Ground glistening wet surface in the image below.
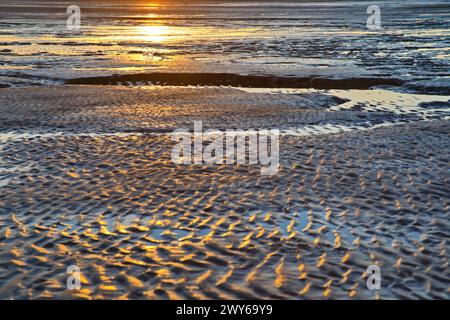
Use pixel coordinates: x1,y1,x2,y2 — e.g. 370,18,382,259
0,86,448,299
0,1,449,88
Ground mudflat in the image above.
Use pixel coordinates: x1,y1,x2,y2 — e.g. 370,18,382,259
0,85,448,299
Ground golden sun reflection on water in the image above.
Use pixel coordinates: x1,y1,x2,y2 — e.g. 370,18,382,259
134,24,260,43
138,25,174,42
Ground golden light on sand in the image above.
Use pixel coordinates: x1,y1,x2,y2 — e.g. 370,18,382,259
1,0,449,302
138,25,172,42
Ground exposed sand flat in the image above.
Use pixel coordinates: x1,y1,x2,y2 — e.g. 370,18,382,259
0,86,449,299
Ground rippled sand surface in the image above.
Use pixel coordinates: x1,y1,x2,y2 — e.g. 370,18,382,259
0,86,449,299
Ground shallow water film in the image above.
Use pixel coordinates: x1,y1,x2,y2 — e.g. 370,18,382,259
0,1,449,300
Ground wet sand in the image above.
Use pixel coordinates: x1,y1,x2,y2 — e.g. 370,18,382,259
0,85,449,299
